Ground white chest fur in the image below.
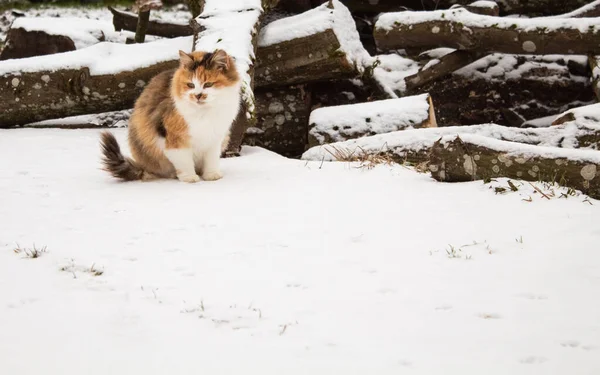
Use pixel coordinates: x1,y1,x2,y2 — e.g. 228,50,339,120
174,83,241,153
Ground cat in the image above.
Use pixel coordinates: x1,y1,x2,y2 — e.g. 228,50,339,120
100,49,241,183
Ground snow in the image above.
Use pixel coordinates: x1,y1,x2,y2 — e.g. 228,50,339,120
556,103,600,124
309,95,432,145
376,8,600,33
11,17,115,49
25,110,131,128
371,54,419,96
303,123,600,161
258,0,371,70
547,0,600,18
455,54,589,84
521,115,557,128
468,0,499,9
0,36,192,76
1,128,600,374
0,5,191,43
201,0,263,16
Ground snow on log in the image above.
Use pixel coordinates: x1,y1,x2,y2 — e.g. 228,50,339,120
256,0,370,87
301,122,600,164
0,36,191,127
552,103,600,130
422,53,593,126
547,0,600,18
23,109,131,128
194,0,265,155
428,135,600,199
403,50,484,92
0,17,116,60
374,8,600,55
308,94,436,147
109,6,193,38
244,84,311,157
454,1,500,17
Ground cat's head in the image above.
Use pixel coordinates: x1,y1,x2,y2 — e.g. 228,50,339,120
173,49,240,106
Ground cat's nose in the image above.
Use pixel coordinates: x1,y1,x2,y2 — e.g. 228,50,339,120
195,93,203,100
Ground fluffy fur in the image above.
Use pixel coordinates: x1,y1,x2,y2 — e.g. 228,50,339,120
100,49,241,183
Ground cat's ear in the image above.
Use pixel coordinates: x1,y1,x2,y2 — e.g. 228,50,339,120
178,50,194,69
211,49,231,71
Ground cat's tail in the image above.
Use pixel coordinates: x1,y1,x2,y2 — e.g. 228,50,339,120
100,131,145,181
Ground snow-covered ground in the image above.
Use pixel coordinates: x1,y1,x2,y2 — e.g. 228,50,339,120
1,128,599,374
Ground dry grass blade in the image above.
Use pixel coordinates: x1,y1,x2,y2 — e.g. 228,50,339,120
528,182,551,200
324,144,395,170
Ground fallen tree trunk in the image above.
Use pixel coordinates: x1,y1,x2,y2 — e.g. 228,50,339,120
589,56,600,102
428,135,600,199
194,0,266,155
294,0,588,16
547,0,600,18
552,103,600,128
256,0,369,87
24,109,131,128
308,94,436,147
0,17,113,60
418,53,593,126
0,37,190,127
108,6,193,38
374,8,600,55
243,84,312,157
301,122,600,164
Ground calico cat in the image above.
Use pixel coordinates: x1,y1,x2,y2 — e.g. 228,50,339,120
100,49,241,183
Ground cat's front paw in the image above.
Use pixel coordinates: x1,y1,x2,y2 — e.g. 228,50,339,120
202,170,223,181
178,173,201,183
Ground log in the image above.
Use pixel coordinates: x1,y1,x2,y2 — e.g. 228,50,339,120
24,109,132,128
0,17,114,60
243,84,312,157
548,0,600,18
308,94,436,147
282,0,589,16
194,0,266,155
404,50,484,92
0,2,360,127
256,0,369,87
0,37,190,127
134,10,151,43
462,1,500,17
374,8,600,55
428,135,600,199
589,56,600,102
109,6,193,38
552,103,600,128
418,53,594,126
301,122,600,165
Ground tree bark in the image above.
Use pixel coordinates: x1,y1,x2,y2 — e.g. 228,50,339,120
256,1,364,87
428,135,600,199
302,123,600,164
0,59,178,127
0,29,77,60
374,8,600,55
243,84,312,157
308,94,436,147
589,56,600,102
109,6,193,38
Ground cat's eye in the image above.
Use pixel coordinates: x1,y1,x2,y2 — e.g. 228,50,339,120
187,82,195,89
204,82,214,88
